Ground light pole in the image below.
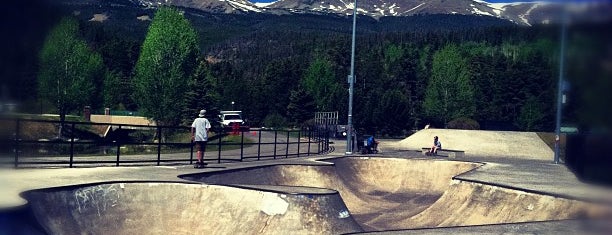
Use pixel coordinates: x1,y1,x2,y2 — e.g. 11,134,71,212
346,0,357,155
231,101,235,110
554,6,568,164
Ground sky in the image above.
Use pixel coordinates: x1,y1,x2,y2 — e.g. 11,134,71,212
253,0,610,4
487,0,608,1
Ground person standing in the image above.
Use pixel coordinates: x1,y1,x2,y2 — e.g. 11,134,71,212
192,109,211,168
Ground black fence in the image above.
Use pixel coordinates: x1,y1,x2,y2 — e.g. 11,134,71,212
1,118,331,168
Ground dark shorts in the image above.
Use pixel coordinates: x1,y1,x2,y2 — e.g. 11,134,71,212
195,141,207,152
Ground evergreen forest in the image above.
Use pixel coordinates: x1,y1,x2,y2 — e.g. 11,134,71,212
3,2,610,136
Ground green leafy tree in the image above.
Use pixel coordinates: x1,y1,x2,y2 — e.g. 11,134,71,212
263,113,287,129
382,44,404,75
38,17,104,137
133,7,199,126
423,44,475,126
302,56,340,111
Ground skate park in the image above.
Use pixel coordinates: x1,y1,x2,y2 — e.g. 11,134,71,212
1,128,612,234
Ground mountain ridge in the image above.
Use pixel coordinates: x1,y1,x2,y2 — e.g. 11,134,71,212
118,0,612,25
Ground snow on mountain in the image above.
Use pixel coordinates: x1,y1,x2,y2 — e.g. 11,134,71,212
130,0,612,25
133,0,262,13
254,1,278,7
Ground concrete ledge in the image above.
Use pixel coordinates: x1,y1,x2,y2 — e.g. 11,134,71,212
421,148,465,158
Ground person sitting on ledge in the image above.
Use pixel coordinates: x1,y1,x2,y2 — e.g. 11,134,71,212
429,136,442,156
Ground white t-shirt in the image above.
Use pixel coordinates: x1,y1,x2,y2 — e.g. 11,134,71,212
191,118,211,141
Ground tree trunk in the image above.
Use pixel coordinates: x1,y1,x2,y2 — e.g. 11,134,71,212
57,111,65,139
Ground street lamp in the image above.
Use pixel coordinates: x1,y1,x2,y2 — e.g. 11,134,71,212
231,101,235,110
346,0,357,155
554,6,568,164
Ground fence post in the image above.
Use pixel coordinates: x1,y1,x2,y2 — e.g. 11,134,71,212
307,128,311,156
318,127,321,154
240,130,244,162
325,126,330,152
297,129,301,157
273,130,277,159
322,126,326,153
257,129,262,160
116,125,121,166
156,126,161,166
285,130,290,158
217,133,222,164
323,126,326,152
69,123,75,168
14,119,20,168
190,136,194,164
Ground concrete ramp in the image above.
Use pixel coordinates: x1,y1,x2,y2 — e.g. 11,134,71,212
387,180,588,229
22,183,362,235
398,129,553,160
182,157,591,231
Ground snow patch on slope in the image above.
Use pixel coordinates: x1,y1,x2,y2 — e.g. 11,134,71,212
518,3,542,26
472,7,493,16
227,0,262,12
254,1,277,7
405,2,425,14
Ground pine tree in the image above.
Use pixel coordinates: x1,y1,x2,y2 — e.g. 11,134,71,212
183,59,220,126
516,96,545,131
286,86,316,126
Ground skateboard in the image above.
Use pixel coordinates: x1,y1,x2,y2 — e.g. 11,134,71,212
194,162,208,168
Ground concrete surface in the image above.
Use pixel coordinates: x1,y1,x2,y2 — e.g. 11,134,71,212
0,159,327,209
23,182,361,235
182,158,481,231
183,157,599,231
397,129,553,160
1,137,612,234
357,220,612,235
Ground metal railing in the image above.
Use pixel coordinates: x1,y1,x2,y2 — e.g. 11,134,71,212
1,118,331,168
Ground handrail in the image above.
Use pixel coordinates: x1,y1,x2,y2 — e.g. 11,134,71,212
4,118,331,168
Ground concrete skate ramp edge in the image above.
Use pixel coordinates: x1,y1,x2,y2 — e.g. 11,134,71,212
398,129,553,160
181,157,592,231
21,182,363,235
